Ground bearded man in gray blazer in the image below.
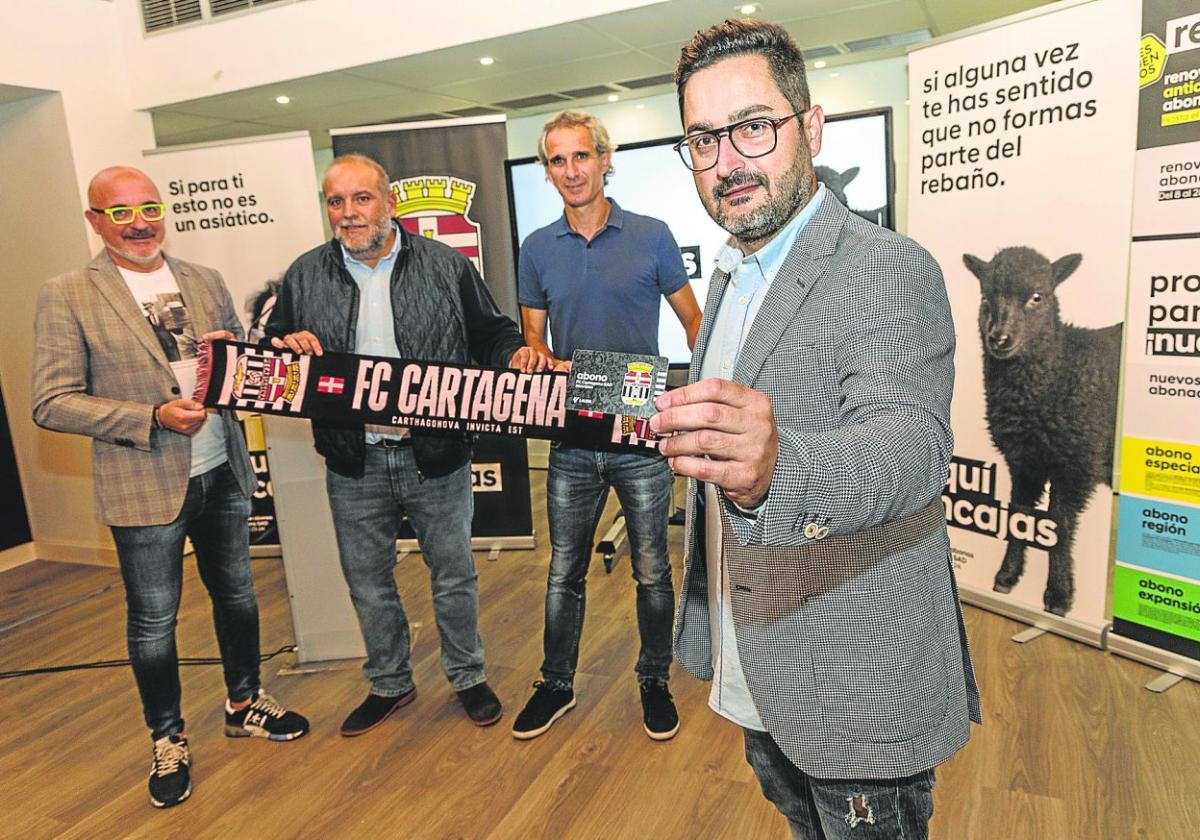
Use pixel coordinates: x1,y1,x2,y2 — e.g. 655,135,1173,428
32,166,308,810
651,21,980,839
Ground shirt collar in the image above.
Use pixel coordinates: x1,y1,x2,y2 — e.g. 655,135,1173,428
342,221,403,270
553,198,624,238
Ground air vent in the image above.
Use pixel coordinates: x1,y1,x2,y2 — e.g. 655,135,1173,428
495,93,572,110
559,84,619,99
844,29,931,53
210,0,285,15
141,0,203,32
801,46,841,59
618,73,675,90
446,106,505,118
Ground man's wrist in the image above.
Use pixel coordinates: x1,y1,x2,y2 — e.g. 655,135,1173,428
151,403,163,431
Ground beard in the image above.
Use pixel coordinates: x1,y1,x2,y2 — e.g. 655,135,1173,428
704,151,814,249
113,229,163,267
335,211,393,259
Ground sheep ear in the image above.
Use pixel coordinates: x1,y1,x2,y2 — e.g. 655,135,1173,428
1051,253,1082,285
962,254,988,280
841,166,859,185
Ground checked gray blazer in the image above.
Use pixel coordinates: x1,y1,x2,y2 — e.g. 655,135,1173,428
32,251,255,527
673,194,981,779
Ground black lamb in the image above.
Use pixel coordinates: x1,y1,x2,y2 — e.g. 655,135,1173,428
962,247,1123,616
815,164,858,206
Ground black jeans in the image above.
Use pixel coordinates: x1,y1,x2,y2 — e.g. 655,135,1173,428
111,462,259,740
743,728,935,839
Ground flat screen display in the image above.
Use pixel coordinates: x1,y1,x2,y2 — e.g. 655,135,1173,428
505,107,894,366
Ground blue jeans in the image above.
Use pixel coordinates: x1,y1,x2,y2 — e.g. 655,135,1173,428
326,445,485,696
541,445,674,688
743,728,935,840
111,461,259,742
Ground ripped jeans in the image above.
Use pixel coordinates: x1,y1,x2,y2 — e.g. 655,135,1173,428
743,728,935,840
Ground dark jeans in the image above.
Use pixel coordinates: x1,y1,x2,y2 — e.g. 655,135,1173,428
743,728,935,840
111,461,259,742
541,445,674,689
325,445,484,696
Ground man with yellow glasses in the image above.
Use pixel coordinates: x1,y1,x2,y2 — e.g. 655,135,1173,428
32,166,309,810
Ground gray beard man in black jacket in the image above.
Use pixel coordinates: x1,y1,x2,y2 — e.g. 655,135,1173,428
265,154,551,736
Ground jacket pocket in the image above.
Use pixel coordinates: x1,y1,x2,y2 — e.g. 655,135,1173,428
808,561,950,743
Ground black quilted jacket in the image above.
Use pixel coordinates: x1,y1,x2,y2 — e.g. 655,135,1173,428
264,225,524,478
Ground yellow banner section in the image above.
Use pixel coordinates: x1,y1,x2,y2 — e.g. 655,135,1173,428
243,413,266,452
1162,109,1200,127
1122,436,1200,505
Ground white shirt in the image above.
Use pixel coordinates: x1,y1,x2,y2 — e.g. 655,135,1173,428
118,264,227,476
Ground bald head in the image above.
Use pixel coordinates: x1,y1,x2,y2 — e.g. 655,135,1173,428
88,166,160,209
85,166,166,271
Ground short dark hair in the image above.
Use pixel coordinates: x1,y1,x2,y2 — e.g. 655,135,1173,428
675,19,810,119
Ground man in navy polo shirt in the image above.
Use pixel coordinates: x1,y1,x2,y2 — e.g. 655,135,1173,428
513,110,702,742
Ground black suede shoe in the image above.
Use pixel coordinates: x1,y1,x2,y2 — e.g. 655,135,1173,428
512,681,576,740
639,680,679,741
340,688,416,737
456,681,503,726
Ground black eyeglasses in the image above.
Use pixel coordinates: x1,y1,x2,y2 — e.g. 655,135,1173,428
674,111,805,172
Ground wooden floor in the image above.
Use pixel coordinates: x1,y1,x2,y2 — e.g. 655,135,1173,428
1,474,1198,840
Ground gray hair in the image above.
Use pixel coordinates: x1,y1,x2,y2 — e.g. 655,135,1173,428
326,153,392,197
536,110,618,184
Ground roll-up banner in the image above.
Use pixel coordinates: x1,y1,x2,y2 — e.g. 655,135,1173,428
1112,0,1200,682
907,0,1139,644
331,116,535,553
142,132,327,556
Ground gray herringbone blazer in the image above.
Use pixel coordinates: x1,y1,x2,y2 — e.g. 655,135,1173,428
673,194,981,779
32,251,254,527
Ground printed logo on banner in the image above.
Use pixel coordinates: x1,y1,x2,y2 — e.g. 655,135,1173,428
232,352,305,412
392,177,484,273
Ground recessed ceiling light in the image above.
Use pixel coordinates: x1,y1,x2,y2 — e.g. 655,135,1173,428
635,103,645,109
830,72,840,78
740,3,758,14
813,60,826,69
479,56,495,66
274,95,290,105
607,94,620,102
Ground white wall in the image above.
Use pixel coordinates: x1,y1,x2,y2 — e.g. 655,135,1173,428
114,0,664,108
0,0,156,562
506,56,913,231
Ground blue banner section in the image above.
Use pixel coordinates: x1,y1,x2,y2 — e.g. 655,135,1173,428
1117,493,1200,581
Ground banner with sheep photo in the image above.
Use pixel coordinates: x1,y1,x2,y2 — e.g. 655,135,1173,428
1111,0,1200,680
906,0,1139,640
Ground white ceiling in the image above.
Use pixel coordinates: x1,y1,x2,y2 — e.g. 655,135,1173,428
150,0,1054,148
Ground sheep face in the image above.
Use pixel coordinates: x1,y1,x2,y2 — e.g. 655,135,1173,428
962,247,1082,360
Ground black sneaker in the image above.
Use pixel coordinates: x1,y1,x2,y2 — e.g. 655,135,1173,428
148,733,192,809
640,680,679,741
340,688,417,737
511,681,576,740
456,681,503,726
224,689,310,741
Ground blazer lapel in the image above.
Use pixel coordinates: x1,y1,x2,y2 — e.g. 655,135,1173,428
87,252,174,375
167,255,215,336
732,195,845,386
688,265,732,386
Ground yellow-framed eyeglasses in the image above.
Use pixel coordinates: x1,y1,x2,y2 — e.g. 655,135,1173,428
89,203,166,224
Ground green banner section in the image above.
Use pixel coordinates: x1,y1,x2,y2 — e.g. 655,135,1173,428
1113,565,1200,643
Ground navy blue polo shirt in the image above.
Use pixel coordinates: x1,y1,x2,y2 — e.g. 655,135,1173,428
517,199,689,360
